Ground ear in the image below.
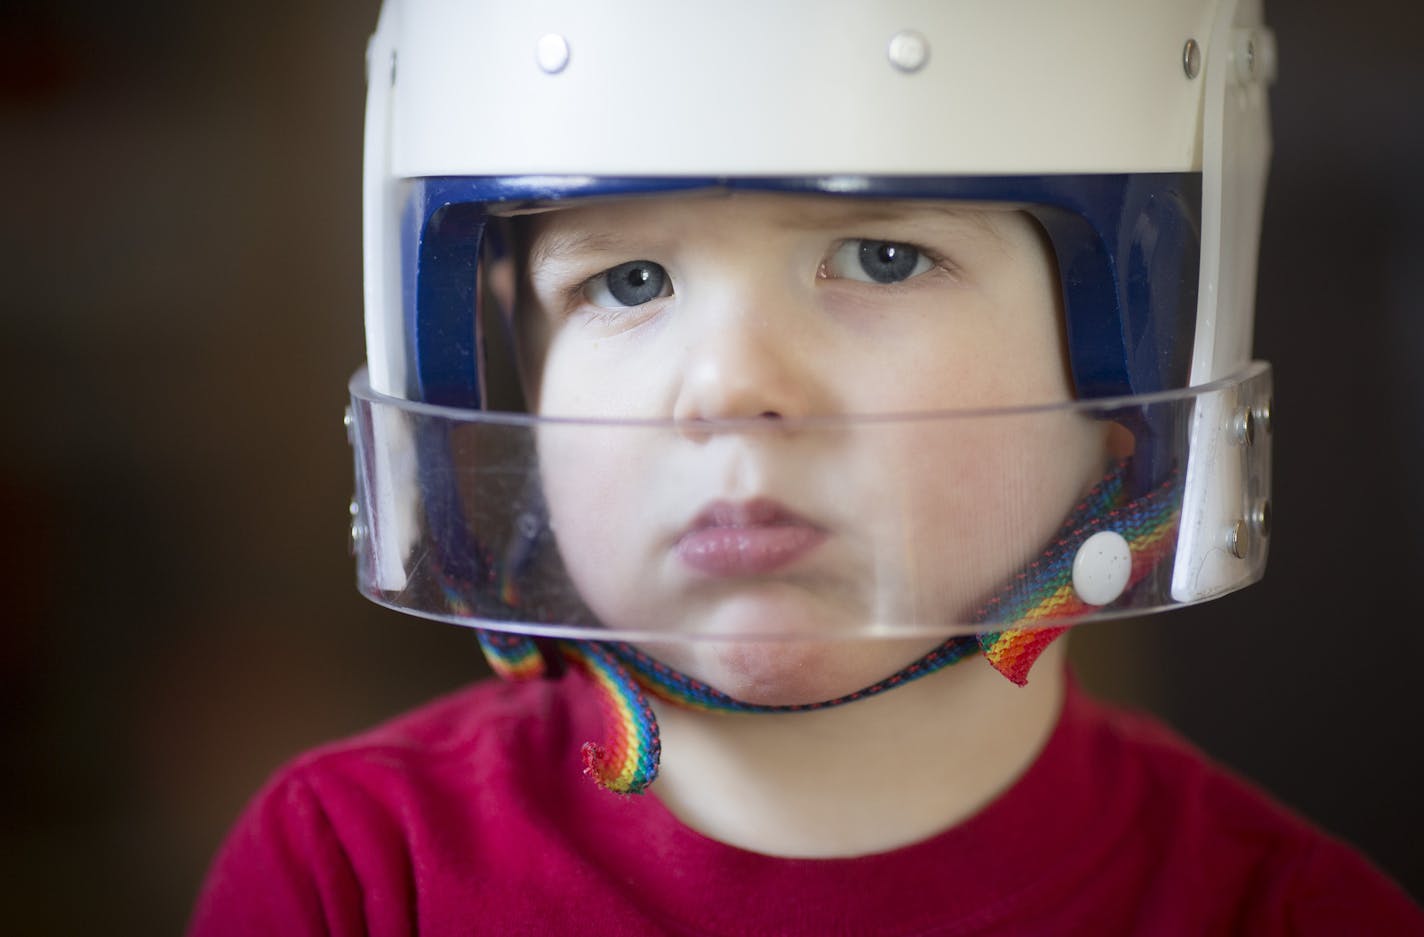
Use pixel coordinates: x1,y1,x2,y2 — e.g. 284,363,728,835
1107,421,1136,460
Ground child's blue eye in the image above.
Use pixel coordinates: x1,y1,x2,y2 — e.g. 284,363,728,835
584,260,673,307
824,240,934,284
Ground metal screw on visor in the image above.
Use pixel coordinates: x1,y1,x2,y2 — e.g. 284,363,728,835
1228,519,1250,560
1183,38,1202,79
887,30,929,73
1232,408,1256,446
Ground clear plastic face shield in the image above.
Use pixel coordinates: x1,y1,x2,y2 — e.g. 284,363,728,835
350,362,1272,644
354,0,1275,716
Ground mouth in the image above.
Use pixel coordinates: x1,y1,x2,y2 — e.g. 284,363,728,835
675,498,827,577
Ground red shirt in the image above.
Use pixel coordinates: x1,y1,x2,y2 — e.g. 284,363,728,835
188,670,1422,936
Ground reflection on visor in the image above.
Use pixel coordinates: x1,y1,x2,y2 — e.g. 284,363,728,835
347,363,1271,643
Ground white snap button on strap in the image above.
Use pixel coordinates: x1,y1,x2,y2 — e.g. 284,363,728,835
1071,530,1132,606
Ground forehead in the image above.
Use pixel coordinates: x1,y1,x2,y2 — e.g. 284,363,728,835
520,191,1015,263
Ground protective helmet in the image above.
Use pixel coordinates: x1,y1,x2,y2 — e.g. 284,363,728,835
347,0,1275,788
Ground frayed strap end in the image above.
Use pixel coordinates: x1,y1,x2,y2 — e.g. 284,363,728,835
581,741,655,795
564,642,662,795
979,625,1068,686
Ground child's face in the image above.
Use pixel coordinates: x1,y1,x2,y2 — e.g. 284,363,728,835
517,192,1108,705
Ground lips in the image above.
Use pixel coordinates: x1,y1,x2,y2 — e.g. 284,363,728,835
675,499,827,577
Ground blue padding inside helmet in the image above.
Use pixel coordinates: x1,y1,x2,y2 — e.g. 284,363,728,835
400,174,1201,409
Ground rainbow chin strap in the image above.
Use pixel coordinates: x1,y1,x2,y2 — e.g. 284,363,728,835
478,462,1181,795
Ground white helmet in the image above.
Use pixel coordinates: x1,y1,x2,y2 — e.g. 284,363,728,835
347,0,1275,722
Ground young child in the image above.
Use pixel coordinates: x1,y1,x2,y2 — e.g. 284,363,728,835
189,1,1423,933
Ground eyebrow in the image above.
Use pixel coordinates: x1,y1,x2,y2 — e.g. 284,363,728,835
776,200,1006,236
524,198,1010,269
527,229,639,270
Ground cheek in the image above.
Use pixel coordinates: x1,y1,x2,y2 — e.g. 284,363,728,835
838,307,1058,417
533,338,587,416
534,319,678,419
870,411,1109,619
533,333,687,626
535,341,632,418
537,425,653,626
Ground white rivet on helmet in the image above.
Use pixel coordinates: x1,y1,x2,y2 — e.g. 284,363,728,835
536,34,571,75
1071,531,1133,606
886,30,929,73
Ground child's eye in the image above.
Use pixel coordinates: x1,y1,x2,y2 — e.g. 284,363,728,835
822,240,934,284
583,260,673,307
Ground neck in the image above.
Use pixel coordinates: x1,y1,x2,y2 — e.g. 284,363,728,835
647,643,1067,858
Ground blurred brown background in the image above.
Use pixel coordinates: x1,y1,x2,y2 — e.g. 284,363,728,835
3,1,1421,933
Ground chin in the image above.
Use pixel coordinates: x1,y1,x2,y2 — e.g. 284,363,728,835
665,635,943,709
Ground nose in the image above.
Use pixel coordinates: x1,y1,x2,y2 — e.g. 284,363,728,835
671,307,820,427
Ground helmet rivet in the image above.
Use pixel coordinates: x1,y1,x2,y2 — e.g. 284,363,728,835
1228,519,1250,559
887,30,930,73
1182,38,1201,79
536,33,571,74
1232,407,1255,446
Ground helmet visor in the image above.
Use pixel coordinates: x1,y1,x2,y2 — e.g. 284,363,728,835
348,362,1271,642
